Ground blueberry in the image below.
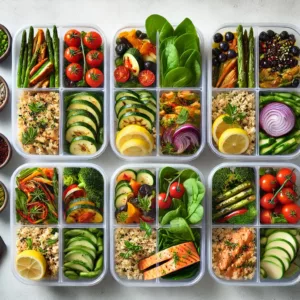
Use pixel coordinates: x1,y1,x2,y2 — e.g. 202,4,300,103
259,31,269,42
227,49,237,59
218,53,227,63
225,32,234,42
292,78,299,87
212,48,221,57
219,41,229,52
267,30,275,38
213,33,223,43
280,31,289,40
290,45,300,56
212,57,220,66
115,43,128,56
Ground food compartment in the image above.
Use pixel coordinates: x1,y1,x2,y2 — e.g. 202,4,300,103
110,164,205,287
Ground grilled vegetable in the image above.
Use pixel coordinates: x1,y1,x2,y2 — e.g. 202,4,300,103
243,30,249,87
237,25,246,87
53,26,59,87
248,27,255,88
46,29,55,87
29,60,54,86
21,45,28,87
17,30,26,88
27,26,34,64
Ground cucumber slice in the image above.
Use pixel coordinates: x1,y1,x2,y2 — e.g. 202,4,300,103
67,110,98,132
116,90,139,101
115,97,143,115
136,169,155,185
115,180,131,191
65,122,97,143
268,231,298,252
118,112,153,131
64,260,91,272
117,104,156,123
71,94,102,113
65,229,97,244
69,136,97,155
64,246,96,259
259,138,276,149
143,100,156,113
265,240,295,260
64,249,94,270
260,267,267,278
115,193,129,209
117,170,137,182
67,237,97,251
261,259,284,279
263,254,289,272
137,91,154,98
116,185,133,197
123,48,143,76
140,97,157,107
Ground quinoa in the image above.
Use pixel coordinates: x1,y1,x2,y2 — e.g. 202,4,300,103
212,91,255,155
16,227,59,278
212,227,256,280
114,228,156,280
18,91,59,155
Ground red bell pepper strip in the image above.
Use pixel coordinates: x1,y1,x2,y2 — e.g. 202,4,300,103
217,208,248,223
27,201,48,224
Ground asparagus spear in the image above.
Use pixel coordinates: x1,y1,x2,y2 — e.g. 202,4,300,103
21,45,28,86
46,29,55,87
215,181,252,203
27,26,34,66
23,45,40,88
53,26,59,88
17,30,26,88
243,30,249,87
248,27,255,88
215,188,254,210
237,25,246,87
212,195,256,220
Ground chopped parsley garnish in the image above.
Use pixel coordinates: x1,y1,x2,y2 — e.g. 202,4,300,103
26,238,33,250
28,101,46,113
22,127,38,145
173,251,180,266
46,238,58,246
120,241,142,259
224,240,238,249
223,103,246,125
140,220,152,238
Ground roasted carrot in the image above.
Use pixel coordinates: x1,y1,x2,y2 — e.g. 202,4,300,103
220,67,238,88
29,58,48,77
33,30,45,55
42,78,50,88
38,42,47,62
216,58,237,87
33,177,53,186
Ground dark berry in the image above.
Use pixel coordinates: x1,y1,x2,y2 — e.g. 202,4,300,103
261,59,271,68
259,32,269,42
212,57,220,66
267,30,275,38
289,34,296,43
292,78,299,87
225,32,234,42
290,46,300,56
280,31,289,40
212,48,221,57
218,53,227,63
227,49,237,59
139,184,154,197
291,59,298,67
219,41,229,52
213,33,223,43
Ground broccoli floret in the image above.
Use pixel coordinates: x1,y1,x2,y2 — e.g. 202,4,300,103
234,167,255,183
212,168,234,196
78,168,103,208
63,168,80,186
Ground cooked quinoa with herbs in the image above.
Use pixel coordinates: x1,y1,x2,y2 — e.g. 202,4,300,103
212,91,255,155
115,228,156,280
212,227,256,280
16,227,59,278
18,91,59,155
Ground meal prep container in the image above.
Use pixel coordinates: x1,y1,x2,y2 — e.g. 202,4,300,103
207,23,300,160
110,163,205,287
10,163,108,286
207,162,300,286
110,26,206,162
12,24,108,160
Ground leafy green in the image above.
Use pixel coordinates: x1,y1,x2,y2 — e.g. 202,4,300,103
22,127,38,145
164,67,193,87
159,166,177,191
228,202,257,224
165,44,179,73
176,108,189,125
145,14,169,43
174,18,198,36
223,103,246,125
140,220,152,237
26,238,33,250
168,217,195,241
15,188,28,220
174,33,200,57
161,206,182,225
160,36,176,55
160,21,174,42
120,241,142,259
28,101,46,113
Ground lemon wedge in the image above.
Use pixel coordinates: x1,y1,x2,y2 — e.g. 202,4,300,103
16,250,47,281
218,128,249,155
119,138,151,156
212,114,239,144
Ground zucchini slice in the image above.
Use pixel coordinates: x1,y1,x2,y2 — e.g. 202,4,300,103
116,90,139,101
67,237,97,250
65,229,98,244
69,136,98,155
118,112,153,131
123,48,143,76
66,204,103,223
136,169,155,185
71,94,102,112
64,249,94,270
116,185,133,197
67,110,98,131
64,261,91,272
115,193,129,209
68,197,95,209
116,169,137,182
115,96,143,115
66,122,97,143
117,104,156,122
115,180,131,191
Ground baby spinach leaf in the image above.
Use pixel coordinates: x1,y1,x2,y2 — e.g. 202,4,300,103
145,14,168,43
193,60,201,86
187,204,203,224
160,21,174,43
168,217,195,241
174,18,198,37
161,206,181,225
164,67,193,87
160,36,176,55
159,166,177,191
178,169,199,183
175,33,200,57
165,44,179,73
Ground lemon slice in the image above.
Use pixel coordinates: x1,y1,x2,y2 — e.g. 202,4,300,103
212,114,239,144
218,128,249,155
119,138,151,156
116,125,154,152
16,250,47,280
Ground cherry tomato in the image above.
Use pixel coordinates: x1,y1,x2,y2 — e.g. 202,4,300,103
64,46,82,63
260,209,273,224
138,70,155,87
64,29,81,47
66,63,83,81
85,68,104,87
276,168,296,188
169,182,185,199
282,203,300,224
158,193,172,210
260,193,278,210
273,203,283,215
260,174,278,192
84,31,102,49
86,50,104,67
114,66,130,83
277,187,297,205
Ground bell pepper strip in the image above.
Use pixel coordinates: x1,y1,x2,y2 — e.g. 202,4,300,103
33,177,53,186
17,209,29,221
27,201,48,224
126,202,141,223
217,208,248,223
19,170,42,184
35,181,55,202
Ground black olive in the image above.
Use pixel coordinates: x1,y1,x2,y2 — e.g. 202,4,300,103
259,31,269,42
139,184,154,197
225,32,234,42
139,33,147,39
115,43,128,56
280,31,289,40
213,33,223,43
289,34,296,43
291,58,298,67
212,48,221,57
218,53,227,63
227,49,237,59
292,78,299,87
260,59,271,68
136,30,142,38
267,30,275,38
290,45,300,56
219,41,229,52
144,61,156,73
119,37,133,48
212,57,220,66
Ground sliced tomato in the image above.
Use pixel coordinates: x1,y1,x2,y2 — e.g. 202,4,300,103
138,70,155,87
140,215,155,223
63,184,85,202
114,66,130,83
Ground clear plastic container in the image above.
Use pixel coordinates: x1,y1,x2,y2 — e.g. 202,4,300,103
110,164,205,287
207,23,300,160
110,25,206,162
10,163,108,286
207,162,300,286
11,24,108,160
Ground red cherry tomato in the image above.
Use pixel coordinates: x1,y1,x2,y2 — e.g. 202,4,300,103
260,193,278,210
85,68,104,87
277,187,297,205
138,70,155,87
260,174,278,192
83,31,102,49
276,168,296,188
282,203,300,224
114,66,130,83
158,193,172,210
273,203,283,215
169,182,185,199
64,29,81,47
66,63,83,81
86,50,104,68
64,46,82,63
260,209,273,224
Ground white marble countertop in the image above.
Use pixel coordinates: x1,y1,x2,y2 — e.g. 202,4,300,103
1,0,300,299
